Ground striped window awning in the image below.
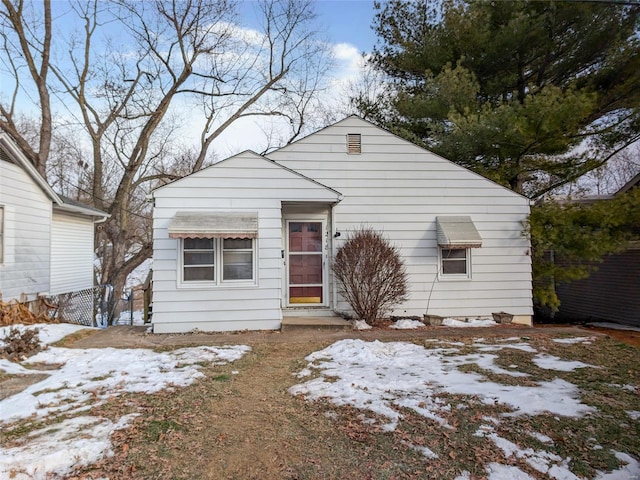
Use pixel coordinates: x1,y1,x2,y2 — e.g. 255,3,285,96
436,216,482,248
168,212,258,239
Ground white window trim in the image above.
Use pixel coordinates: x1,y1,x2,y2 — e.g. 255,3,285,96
438,247,472,280
178,237,257,288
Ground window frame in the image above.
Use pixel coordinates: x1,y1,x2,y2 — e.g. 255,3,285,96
180,237,256,287
221,238,254,283
182,238,216,283
438,247,472,280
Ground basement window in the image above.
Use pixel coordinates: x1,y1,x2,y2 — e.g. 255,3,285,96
347,133,361,154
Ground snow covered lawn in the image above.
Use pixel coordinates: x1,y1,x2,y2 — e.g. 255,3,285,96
291,336,640,480
1,324,639,480
0,324,250,479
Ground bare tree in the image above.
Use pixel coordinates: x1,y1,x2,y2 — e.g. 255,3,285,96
0,0,332,319
0,0,52,175
567,145,640,196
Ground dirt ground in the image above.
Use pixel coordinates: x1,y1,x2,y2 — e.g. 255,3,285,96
4,322,639,479
68,322,597,348
64,323,639,480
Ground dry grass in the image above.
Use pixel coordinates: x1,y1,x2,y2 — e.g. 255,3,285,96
54,335,640,480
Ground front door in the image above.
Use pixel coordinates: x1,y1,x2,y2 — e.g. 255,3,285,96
287,221,324,305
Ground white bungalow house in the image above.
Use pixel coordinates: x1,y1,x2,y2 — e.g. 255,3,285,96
151,116,533,333
0,132,108,307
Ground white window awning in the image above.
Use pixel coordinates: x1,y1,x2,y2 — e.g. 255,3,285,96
436,216,482,248
168,212,258,239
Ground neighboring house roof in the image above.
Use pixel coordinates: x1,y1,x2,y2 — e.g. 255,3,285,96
0,131,109,221
617,172,640,195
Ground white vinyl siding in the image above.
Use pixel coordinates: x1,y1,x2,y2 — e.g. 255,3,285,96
50,212,95,294
0,158,52,300
0,206,4,264
270,116,533,322
152,151,341,333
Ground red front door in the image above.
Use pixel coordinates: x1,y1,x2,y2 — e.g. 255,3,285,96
288,222,323,304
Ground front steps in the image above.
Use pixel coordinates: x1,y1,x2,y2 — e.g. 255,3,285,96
281,316,352,332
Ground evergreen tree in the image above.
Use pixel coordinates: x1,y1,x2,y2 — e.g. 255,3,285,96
357,0,640,310
359,0,640,197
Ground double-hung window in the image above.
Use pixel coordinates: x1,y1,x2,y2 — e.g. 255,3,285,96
182,237,255,285
440,248,469,276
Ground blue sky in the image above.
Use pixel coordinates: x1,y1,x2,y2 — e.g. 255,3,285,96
238,0,379,52
2,0,381,156
314,0,379,52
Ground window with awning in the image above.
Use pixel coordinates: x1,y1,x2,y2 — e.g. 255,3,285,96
436,216,482,249
168,212,258,239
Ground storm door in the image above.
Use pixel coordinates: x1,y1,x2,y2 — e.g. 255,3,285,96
287,221,325,305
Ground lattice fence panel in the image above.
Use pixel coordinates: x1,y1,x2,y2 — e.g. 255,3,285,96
44,285,113,327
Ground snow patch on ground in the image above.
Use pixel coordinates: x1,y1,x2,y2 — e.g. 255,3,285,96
595,452,640,479
390,318,425,329
291,337,640,480
0,324,251,479
552,337,596,345
352,320,372,330
533,353,595,372
114,309,145,326
442,318,497,328
1,343,251,423
290,339,594,431
0,415,137,480
486,463,535,480
0,323,95,347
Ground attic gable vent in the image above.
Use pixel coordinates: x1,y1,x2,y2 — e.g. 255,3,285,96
0,146,13,164
347,133,361,154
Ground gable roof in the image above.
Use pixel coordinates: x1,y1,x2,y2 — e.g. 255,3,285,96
271,115,530,202
0,131,109,221
153,150,342,200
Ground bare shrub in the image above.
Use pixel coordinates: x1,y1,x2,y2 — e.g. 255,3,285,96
0,327,44,361
332,227,408,325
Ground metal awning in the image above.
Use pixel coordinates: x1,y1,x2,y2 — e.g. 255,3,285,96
168,212,258,239
436,216,482,248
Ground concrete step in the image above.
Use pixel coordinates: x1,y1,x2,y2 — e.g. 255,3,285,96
281,316,352,332
282,308,337,317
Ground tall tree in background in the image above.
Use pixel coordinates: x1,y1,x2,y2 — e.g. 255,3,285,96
355,0,640,310
0,0,331,317
357,0,640,198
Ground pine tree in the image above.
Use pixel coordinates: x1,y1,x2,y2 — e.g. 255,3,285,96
360,0,640,197
357,0,640,309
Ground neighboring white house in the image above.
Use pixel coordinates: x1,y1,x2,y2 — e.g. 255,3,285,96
0,132,108,304
151,116,533,333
